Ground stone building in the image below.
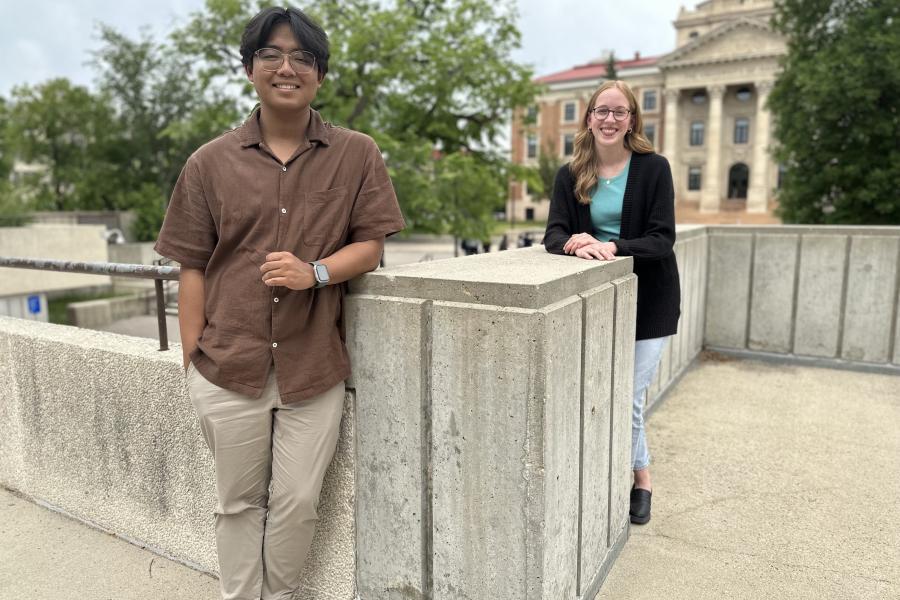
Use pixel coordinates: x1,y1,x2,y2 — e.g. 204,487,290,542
509,0,786,224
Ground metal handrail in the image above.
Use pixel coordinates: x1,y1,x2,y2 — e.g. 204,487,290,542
0,256,181,351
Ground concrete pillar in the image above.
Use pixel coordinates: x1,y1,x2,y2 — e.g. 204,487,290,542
700,85,725,213
747,81,773,213
662,88,681,198
346,248,638,600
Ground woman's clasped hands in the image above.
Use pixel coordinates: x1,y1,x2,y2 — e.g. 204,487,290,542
563,233,618,261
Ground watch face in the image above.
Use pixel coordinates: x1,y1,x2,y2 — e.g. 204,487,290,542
314,263,329,282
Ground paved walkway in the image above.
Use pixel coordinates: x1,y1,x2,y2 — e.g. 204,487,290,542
2,358,898,599
596,356,900,600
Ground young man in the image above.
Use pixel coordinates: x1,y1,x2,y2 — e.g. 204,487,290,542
154,6,404,599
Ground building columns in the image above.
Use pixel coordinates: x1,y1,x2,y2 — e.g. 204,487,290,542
700,85,725,213
662,89,681,198
747,81,773,213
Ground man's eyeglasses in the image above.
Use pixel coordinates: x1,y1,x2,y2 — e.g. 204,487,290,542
589,107,631,121
254,48,317,74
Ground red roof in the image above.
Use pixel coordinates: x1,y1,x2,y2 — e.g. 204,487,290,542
535,54,661,84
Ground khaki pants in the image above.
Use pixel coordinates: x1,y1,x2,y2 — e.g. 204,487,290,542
186,364,344,600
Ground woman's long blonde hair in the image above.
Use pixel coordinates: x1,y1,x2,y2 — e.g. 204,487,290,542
570,80,654,204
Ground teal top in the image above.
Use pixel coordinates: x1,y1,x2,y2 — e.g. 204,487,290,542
590,160,630,242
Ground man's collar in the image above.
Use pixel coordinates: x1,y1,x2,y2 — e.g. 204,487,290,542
236,106,331,148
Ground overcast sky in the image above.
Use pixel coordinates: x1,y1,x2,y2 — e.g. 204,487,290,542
0,0,702,97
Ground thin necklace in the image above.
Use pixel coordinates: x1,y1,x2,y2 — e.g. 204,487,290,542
602,166,628,186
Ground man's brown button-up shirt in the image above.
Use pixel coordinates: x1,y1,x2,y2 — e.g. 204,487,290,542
154,109,405,403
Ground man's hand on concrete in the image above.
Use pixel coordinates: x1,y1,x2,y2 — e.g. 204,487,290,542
260,252,315,290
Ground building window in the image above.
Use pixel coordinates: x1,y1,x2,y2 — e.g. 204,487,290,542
645,124,656,146
689,31,699,39
526,134,537,159
691,91,707,105
690,121,704,146
563,133,575,156
563,101,577,122
525,208,535,221
735,87,752,102
526,106,538,121
734,118,749,144
643,90,657,111
778,164,787,189
688,167,702,191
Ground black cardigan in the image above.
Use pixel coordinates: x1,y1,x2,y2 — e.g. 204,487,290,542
544,152,681,340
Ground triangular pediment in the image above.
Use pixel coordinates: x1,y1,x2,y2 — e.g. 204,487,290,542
660,18,786,68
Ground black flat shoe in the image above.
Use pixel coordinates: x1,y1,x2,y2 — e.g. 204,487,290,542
630,486,652,524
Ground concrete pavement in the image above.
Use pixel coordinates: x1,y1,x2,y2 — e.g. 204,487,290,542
0,488,218,599
596,355,900,600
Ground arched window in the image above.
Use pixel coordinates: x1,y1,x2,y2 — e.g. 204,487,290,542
728,163,749,199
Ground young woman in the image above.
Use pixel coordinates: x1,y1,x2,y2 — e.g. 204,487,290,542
543,80,680,524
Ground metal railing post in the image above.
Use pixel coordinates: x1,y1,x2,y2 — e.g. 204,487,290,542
154,279,169,351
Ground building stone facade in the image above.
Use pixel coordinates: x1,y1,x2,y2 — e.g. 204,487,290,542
509,0,785,224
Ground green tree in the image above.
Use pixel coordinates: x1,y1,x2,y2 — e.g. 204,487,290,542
172,0,539,236
89,25,241,239
7,79,112,211
0,96,12,182
0,95,31,226
605,52,618,80
769,0,900,224
536,141,564,200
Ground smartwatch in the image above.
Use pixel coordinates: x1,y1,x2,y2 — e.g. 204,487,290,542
309,260,330,289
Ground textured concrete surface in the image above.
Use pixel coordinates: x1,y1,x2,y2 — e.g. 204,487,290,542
705,233,753,349
578,284,616,594
0,486,220,599
0,317,357,599
596,356,900,600
346,247,640,599
345,295,430,599
0,224,110,296
703,227,900,369
749,234,798,353
609,276,637,551
794,234,849,358
841,236,899,363
350,246,633,309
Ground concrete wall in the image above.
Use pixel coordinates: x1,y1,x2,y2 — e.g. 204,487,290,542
346,246,638,600
68,294,156,329
645,225,709,412
704,226,900,368
108,242,166,293
0,317,357,600
0,224,110,296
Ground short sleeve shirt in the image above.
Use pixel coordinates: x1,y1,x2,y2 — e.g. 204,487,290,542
154,108,405,403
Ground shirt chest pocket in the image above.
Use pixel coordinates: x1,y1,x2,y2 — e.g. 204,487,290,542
303,186,350,247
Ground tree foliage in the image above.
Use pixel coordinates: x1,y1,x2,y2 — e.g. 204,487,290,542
769,0,900,224
3,0,537,240
605,52,618,80
536,141,563,200
8,79,113,211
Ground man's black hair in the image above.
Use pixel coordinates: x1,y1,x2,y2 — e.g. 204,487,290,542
240,6,329,79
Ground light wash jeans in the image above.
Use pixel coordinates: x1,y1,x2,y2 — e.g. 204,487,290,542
632,336,669,470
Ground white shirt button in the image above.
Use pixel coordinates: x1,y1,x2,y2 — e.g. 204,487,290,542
281,208,287,214
272,342,278,348
273,297,279,303
281,166,287,172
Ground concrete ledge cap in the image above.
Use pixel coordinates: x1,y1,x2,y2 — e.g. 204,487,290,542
706,225,900,236
350,246,633,309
